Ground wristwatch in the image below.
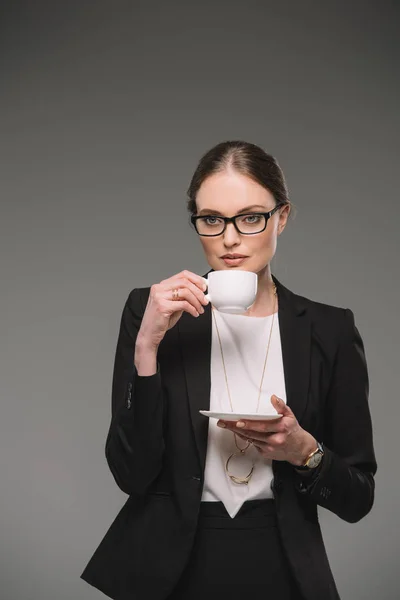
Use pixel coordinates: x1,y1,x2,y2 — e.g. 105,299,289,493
296,441,324,470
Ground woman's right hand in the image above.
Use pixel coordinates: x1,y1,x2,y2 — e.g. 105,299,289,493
137,270,209,349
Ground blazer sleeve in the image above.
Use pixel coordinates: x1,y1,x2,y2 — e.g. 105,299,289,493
294,308,377,523
104,288,166,497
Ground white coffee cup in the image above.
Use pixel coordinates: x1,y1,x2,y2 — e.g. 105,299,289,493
202,270,258,314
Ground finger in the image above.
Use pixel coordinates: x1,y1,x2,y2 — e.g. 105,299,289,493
246,437,270,453
161,270,206,292
159,292,201,318
235,430,276,443
221,418,282,433
270,395,293,416
244,436,276,455
233,432,257,445
180,270,208,293
254,442,273,454
234,431,275,455
178,273,209,302
163,299,200,318
166,277,209,311
165,283,206,315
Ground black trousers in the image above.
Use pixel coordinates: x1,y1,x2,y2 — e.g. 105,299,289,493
167,498,303,600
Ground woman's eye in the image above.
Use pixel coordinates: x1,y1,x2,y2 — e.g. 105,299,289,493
243,214,261,223
204,217,223,225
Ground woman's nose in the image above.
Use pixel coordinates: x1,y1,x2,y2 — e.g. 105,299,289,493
223,221,241,243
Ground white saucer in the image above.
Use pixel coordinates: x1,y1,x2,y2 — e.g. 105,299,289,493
199,410,282,421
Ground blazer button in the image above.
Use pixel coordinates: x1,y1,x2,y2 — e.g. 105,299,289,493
191,475,201,481
297,480,308,494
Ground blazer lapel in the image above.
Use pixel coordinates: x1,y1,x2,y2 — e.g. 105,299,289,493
177,270,311,475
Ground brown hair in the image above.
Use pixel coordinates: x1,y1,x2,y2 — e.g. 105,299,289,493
186,140,293,217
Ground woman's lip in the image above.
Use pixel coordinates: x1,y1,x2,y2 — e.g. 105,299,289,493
221,256,248,264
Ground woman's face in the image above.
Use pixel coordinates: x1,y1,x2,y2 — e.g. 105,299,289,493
195,170,290,274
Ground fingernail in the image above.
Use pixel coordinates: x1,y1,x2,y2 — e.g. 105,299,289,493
236,421,245,428
217,421,226,428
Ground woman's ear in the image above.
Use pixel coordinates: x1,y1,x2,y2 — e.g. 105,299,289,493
278,204,291,235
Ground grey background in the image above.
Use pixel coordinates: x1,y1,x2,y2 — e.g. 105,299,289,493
1,1,398,599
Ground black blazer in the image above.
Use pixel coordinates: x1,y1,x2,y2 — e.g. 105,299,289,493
80,272,377,600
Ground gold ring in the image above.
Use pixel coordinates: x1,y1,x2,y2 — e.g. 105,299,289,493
172,288,180,300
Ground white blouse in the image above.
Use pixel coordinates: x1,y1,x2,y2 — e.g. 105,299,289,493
201,308,287,518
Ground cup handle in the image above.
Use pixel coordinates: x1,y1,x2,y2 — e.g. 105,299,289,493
201,277,210,302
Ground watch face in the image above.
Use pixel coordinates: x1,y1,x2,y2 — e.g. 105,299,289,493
309,452,322,468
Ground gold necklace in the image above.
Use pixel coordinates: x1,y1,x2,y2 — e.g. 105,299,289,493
211,283,277,485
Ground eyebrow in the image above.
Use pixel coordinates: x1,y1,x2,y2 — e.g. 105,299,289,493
197,204,268,216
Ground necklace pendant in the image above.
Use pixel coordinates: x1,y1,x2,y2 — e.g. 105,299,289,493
225,451,255,485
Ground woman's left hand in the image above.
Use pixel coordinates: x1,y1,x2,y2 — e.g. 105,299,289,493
217,395,317,467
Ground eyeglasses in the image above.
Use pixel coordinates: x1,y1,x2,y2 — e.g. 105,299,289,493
190,203,284,236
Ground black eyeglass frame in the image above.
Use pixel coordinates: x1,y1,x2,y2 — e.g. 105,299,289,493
190,202,285,236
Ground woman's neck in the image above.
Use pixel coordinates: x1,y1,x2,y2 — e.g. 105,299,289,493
242,266,277,317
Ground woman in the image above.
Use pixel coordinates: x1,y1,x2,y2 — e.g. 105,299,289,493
80,141,377,600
